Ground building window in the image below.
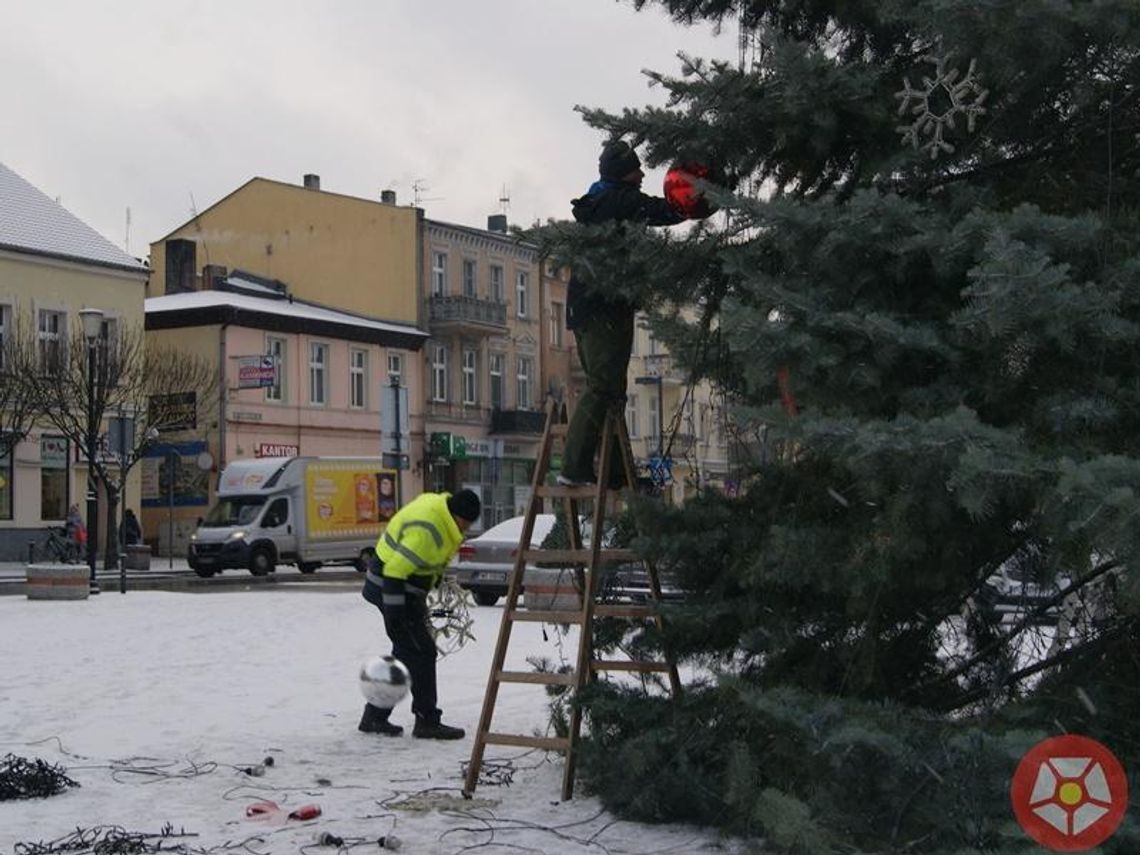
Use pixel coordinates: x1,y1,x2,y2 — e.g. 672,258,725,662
462,349,477,406
432,252,448,297
648,329,661,356
431,344,448,402
516,356,532,409
516,272,529,318
309,342,328,405
40,435,68,521
549,301,564,347
0,303,10,373
649,392,661,443
387,351,404,385
490,265,504,302
626,394,639,439
265,336,286,402
462,259,477,298
489,353,504,409
350,347,368,409
37,309,65,374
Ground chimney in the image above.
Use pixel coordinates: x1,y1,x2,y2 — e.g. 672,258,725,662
303,174,321,191
487,214,508,233
381,190,397,205
201,264,228,290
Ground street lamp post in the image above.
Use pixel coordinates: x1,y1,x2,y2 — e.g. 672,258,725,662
79,307,104,595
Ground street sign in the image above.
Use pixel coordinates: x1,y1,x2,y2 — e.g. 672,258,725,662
381,384,410,455
383,453,410,470
236,355,278,389
1011,734,1128,850
430,432,467,461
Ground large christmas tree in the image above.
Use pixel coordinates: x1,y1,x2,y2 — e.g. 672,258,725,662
539,1,1140,851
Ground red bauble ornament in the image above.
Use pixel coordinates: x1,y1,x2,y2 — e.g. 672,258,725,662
664,162,720,219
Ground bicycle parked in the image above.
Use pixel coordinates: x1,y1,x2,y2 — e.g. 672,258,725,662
41,526,82,564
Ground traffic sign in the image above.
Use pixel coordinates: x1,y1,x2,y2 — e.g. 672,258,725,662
1010,734,1128,851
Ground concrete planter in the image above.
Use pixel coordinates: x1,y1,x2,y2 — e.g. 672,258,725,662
124,544,152,571
26,564,90,600
522,567,582,611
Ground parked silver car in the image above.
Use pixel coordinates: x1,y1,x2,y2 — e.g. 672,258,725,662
449,514,558,606
448,513,684,606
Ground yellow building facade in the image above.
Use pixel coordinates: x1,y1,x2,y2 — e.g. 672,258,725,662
149,176,422,325
0,161,149,561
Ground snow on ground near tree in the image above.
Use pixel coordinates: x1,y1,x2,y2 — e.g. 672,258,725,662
0,589,749,854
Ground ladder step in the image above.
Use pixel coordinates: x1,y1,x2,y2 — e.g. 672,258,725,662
536,484,602,499
497,669,576,686
508,608,585,624
594,604,656,619
484,732,570,751
592,659,672,673
524,548,639,564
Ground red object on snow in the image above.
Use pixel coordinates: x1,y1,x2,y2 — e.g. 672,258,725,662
245,800,323,822
245,800,280,819
664,162,720,219
288,804,322,821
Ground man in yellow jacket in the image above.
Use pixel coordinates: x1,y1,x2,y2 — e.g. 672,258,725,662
360,489,481,739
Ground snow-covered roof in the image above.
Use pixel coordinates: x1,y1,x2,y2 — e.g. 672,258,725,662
146,289,428,347
224,271,283,296
0,161,147,273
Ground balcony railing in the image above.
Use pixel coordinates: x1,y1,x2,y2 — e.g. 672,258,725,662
638,433,698,457
637,353,682,383
428,295,507,332
426,400,491,425
490,408,546,435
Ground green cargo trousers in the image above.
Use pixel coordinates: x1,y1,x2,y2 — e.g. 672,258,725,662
561,304,635,486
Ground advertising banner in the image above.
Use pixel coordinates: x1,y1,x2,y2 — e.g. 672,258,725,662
305,462,399,540
237,355,278,389
140,441,210,507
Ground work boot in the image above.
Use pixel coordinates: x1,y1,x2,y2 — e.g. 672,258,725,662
412,716,465,740
358,704,404,736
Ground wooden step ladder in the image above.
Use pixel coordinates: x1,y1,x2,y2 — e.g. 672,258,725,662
463,402,682,801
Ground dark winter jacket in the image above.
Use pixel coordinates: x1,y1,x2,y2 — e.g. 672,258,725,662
566,179,684,330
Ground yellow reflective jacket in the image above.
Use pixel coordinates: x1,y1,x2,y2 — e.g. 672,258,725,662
371,492,463,593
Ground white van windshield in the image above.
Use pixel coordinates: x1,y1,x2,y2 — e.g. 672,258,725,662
202,496,267,527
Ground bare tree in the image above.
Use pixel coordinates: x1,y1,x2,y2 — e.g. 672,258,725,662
13,319,218,571
0,311,40,459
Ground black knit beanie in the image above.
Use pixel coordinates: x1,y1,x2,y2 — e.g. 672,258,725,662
447,489,482,522
599,140,641,180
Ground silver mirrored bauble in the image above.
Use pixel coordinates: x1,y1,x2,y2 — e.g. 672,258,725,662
359,655,411,708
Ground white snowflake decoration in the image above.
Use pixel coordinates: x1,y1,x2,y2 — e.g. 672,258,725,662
895,47,988,160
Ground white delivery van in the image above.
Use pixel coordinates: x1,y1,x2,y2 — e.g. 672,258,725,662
187,456,399,578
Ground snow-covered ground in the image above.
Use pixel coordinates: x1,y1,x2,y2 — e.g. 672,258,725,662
0,589,747,854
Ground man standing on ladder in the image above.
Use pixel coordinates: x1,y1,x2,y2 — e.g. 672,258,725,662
360,489,482,739
559,139,687,488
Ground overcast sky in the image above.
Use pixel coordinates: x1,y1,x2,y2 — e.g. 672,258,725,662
1,1,735,261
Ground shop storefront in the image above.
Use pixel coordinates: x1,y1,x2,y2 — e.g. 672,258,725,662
425,435,537,532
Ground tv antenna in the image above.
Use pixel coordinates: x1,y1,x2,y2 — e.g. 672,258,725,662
125,206,131,254
498,184,511,215
412,179,442,207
